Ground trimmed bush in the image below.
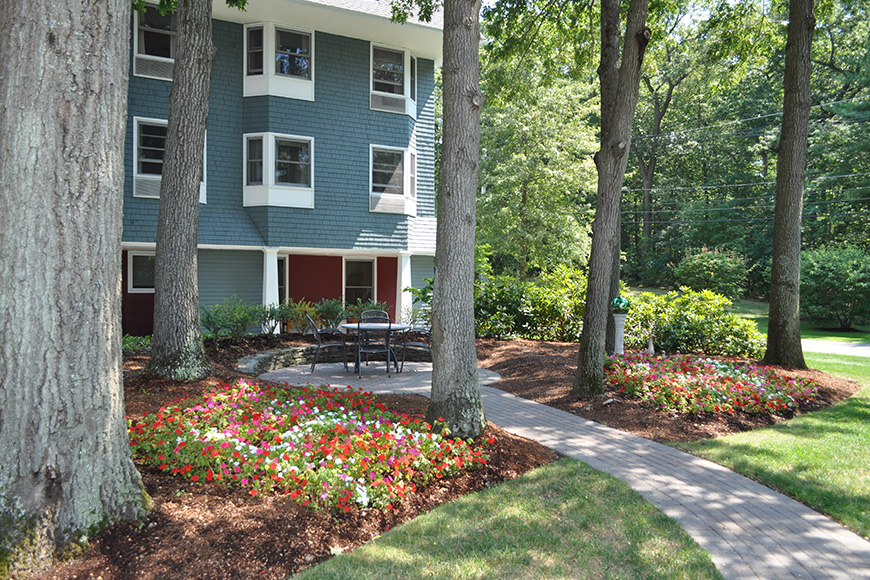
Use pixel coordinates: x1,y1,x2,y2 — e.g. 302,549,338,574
801,246,870,329
673,248,747,300
625,288,765,358
201,295,261,339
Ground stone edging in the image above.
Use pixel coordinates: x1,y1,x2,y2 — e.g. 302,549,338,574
236,345,432,376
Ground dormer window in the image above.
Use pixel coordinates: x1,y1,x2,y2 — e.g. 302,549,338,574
134,5,177,80
370,45,417,117
244,23,314,101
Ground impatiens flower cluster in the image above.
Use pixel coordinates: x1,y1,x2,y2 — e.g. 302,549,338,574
128,381,487,512
605,353,819,415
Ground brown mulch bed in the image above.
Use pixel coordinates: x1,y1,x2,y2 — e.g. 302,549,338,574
30,335,861,580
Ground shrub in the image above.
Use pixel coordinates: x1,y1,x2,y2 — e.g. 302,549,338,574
122,334,152,352
346,298,391,322
474,266,588,341
673,248,747,300
801,246,870,329
314,298,347,329
201,295,261,339
282,298,317,333
625,288,765,358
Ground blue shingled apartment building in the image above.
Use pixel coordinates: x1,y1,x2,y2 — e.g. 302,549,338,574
121,0,440,335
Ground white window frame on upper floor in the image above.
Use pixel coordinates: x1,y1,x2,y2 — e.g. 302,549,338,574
370,44,417,118
243,23,315,101
133,4,177,81
133,117,207,203
127,251,156,294
369,144,417,216
243,132,315,208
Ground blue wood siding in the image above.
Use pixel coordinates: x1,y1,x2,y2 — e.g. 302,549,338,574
123,18,437,254
411,255,435,289
197,249,262,308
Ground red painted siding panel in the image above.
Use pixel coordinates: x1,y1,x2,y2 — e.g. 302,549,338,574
288,255,343,302
377,256,398,320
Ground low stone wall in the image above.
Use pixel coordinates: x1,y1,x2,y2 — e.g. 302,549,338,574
236,345,432,376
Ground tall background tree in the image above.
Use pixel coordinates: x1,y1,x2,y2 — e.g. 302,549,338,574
573,0,651,397
0,0,150,575
427,0,487,437
764,0,815,368
144,0,245,380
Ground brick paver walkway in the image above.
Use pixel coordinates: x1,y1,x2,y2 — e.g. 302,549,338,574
261,363,870,580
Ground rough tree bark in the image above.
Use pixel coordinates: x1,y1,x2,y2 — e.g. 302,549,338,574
149,0,216,380
573,0,651,397
427,0,486,438
0,1,150,575
764,0,814,369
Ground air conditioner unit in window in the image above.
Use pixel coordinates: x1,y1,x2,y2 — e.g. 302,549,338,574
370,193,405,213
135,57,174,81
134,176,162,198
371,94,405,114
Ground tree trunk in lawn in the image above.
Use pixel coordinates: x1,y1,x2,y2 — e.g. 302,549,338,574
0,0,150,575
764,0,814,369
573,0,650,398
427,0,486,438
150,0,215,380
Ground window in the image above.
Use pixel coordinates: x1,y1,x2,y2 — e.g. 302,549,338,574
244,23,314,100
345,260,374,305
247,27,264,75
133,117,206,203
372,148,404,196
370,146,417,215
370,45,417,116
275,29,311,79
134,5,177,80
243,132,314,208
128,252,156,293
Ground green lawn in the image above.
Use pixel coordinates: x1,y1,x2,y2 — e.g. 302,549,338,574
678,352,870,537
295,459,722,580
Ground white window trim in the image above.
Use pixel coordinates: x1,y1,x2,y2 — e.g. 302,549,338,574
243,23,315,101
370,44,417,118
133,117,207,203
127,251,156,294
370,144,417,216
243,132,315,208
133,5,176,81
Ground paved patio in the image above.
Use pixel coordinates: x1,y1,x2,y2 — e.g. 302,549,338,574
261,362,870,580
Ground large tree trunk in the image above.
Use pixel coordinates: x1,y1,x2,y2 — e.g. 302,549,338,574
150,0,215,380
764,0,814,369
427,0,486,438
573,0,650,397
0,1,150,575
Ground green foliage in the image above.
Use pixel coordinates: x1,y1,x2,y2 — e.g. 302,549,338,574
346,298,392,322
200,295,260,339
122,334,152,352
625,288,766,358
673,248,748,300
314,298,347,329
801,246,870,329
474,266,588,341
282,298,317,333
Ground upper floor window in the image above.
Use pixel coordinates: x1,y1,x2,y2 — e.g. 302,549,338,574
134,5,176,80
371,45,417,117
244,23,314,101
133,117,206,203
370,145,416,215
243,132,314,208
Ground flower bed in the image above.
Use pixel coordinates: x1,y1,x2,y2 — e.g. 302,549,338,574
605,353,819,415
128,381,487,512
